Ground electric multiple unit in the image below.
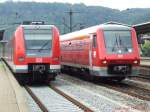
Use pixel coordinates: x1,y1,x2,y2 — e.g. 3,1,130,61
60,23,140,81
2,22,60,83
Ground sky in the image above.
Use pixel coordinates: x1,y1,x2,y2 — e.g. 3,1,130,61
1,0,150,10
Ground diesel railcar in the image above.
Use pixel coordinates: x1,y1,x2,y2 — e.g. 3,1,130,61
60,22,140,81
2,22,60,83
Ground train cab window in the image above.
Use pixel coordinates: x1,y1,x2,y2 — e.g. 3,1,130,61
92,35,97,48
104,30,133,54
24,27,53,57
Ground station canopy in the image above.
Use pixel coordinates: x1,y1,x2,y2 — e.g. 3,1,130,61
133,22,150,35
0,29,5,41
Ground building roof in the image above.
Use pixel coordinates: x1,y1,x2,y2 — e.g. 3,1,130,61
133,22,150,35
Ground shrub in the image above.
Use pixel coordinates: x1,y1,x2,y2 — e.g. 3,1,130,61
142,40,150,57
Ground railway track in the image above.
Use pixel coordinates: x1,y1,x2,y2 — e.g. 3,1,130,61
55,75,150,112
25,85,93,112
49,84,93,112
2,60,93,112
61,73,150,101
136,75,150,80
137,72,150,80
97,81,150,101
138,68,150,80
25,86,48,112
131,77,150,83
139,58,150,80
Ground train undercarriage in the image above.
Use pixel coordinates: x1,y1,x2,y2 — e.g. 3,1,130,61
61,64,138,82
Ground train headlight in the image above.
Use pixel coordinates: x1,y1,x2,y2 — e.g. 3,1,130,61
133,60,138,64
102,60,107,64
18,57,25,62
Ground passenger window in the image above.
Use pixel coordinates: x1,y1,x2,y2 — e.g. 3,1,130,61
92,35,97,48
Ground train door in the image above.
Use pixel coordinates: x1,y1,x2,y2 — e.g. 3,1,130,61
89,34,97,75
89,34,97,70
89,34,93,69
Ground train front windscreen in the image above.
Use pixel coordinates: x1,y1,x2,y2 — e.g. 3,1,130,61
104,30,133,54
24,27,53,57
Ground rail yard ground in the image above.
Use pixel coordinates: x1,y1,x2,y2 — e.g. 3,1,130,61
0,1,150,112
0,61,149,112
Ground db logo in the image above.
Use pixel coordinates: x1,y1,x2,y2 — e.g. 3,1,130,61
118,54,123,58
36,58,43,63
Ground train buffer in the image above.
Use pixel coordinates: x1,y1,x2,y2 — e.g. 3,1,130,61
0,62,29,112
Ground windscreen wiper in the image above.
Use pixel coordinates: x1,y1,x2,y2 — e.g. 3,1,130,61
118,35,128,51
112,34,118,51
38,41,49,52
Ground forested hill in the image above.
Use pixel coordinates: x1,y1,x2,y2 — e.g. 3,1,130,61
0,1,150,33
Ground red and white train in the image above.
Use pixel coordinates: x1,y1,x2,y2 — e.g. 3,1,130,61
60,22,140,81
2,22,60,83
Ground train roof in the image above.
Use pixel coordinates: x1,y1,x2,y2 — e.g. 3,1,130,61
21,25,55,29
60,23,132,41
1,24,55,41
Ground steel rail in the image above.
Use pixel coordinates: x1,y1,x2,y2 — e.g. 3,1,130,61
25,86,49,112
49,85,94,112
97,82,150,101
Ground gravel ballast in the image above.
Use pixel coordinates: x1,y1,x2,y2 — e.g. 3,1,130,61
54,74,150,112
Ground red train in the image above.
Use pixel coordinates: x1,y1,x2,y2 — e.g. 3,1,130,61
2,22,60,83
60,22,140,81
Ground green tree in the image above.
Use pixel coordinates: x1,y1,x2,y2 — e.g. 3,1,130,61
142,40,150,57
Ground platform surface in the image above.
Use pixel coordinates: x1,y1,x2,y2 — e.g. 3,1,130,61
141,61,150,67
0,63,28,112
